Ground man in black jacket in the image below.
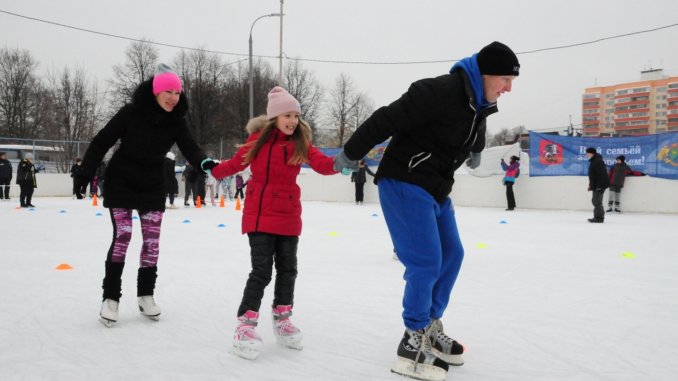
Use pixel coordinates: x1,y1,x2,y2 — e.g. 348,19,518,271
337,41,519,380
585,147,610,223
0,151,12,200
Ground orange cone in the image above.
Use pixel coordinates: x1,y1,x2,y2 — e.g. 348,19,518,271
55,263,73,270
219,194,225,208
235,197,241,211
92,194,98,206
196,196,202,208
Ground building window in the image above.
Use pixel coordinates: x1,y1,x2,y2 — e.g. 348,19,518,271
668,83,678,89
632,87,649,93
657,87,667,92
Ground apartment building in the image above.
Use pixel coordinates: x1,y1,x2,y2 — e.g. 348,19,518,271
582,69,678,137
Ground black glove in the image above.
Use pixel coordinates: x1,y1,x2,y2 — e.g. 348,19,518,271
201,158,218,173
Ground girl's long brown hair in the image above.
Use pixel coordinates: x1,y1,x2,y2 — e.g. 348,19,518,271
241,116,313,166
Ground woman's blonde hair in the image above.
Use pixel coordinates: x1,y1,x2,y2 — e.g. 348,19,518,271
241,116,313,165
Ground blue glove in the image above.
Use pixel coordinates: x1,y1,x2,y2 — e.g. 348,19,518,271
333,150,359,175
201,158,218,174
465,152,481,169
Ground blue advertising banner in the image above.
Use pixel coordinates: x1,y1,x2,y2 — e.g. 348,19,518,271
529,131,678,179
308,141,389,167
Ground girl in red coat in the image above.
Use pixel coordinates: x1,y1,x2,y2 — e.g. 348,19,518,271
206,87,357,359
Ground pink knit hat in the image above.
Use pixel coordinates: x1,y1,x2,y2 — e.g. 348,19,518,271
152,63,182,95
266,86,301,119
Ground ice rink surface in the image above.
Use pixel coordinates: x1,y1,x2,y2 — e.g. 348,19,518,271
1,198,676,380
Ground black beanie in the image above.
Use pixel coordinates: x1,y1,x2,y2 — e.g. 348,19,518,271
586,147,597,154
477,41,520,76
616,155,625,162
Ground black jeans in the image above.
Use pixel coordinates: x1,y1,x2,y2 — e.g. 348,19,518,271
238,232,299,316
19,183,34,206
0,177,9,199
591,189,605,220
354,182,365,202
505,182,515,209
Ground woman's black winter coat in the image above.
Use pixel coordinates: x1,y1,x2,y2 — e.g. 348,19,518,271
80,79,206,212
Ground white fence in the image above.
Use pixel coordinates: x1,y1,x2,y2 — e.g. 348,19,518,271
14,170,678,214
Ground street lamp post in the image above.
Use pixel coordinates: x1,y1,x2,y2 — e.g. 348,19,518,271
249,13,281,119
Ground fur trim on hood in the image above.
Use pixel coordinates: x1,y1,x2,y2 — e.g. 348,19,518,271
246,115,269,134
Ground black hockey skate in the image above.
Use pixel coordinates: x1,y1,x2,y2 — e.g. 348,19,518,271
391,326,448,381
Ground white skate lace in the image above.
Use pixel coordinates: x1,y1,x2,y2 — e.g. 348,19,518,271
274,318,299,336
235,324,260,341
413,325,435,372
431,319,455,345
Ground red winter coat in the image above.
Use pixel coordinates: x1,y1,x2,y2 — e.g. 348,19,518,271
211,116,337,236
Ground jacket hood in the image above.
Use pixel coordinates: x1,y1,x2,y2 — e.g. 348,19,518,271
132,78,188,117
246,115,269,134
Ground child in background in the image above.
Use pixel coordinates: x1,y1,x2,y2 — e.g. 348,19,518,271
500,155,520,211
202,86,358,360
607,155,643,213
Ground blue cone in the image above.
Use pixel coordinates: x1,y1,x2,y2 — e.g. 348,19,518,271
217,223,226,228
182,219,191,224
500,220,508,224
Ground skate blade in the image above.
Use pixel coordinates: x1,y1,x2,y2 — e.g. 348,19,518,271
142,314,160,321
391,357,447,381
99,317,116,328
231,342,261,360
275,334,303,350
431,348,464,366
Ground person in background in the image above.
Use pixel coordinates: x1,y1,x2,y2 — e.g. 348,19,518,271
193,170,206,206
350,159,375,204
205,170,218,206
220,174,234,201
585,147,610,223
181,163,196,207
164,152,179,209
204,86,358,360
95,161,107,198
16,153,39,208
70,158,85,199
74,64,210,327
339,41,520,380
234,172,247,200
500,155,520,211
606,155,644,213
0,151,12,201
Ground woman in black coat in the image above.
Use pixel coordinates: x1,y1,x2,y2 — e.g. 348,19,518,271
16,153,38,207
77,64,209,326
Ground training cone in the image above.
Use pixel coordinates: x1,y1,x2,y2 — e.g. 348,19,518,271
55,263,73,270
219,194,225,208
235,197,241,211
92,194,98,206
196,196,202,208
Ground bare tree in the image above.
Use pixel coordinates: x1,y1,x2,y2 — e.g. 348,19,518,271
283,59,323,129
46,66,102,171
326,73,357,147
487,125,527,147
0,47,46,138
108,39,158,111
325,74,373,147
173,49,230,150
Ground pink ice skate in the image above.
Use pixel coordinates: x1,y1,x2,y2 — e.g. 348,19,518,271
272,305,303,350
232,310,263,360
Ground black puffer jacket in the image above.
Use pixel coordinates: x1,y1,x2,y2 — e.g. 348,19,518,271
343,70,496,201
588,153,610,190
0,157,12,180
81,79,206,211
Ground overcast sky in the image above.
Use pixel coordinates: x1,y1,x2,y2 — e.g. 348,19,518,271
2,0,678,134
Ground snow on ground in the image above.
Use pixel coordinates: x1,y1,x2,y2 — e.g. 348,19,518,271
1,197,677,381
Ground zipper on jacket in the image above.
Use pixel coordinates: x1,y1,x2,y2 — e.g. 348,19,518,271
254,132,278,232
463,99,479,147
